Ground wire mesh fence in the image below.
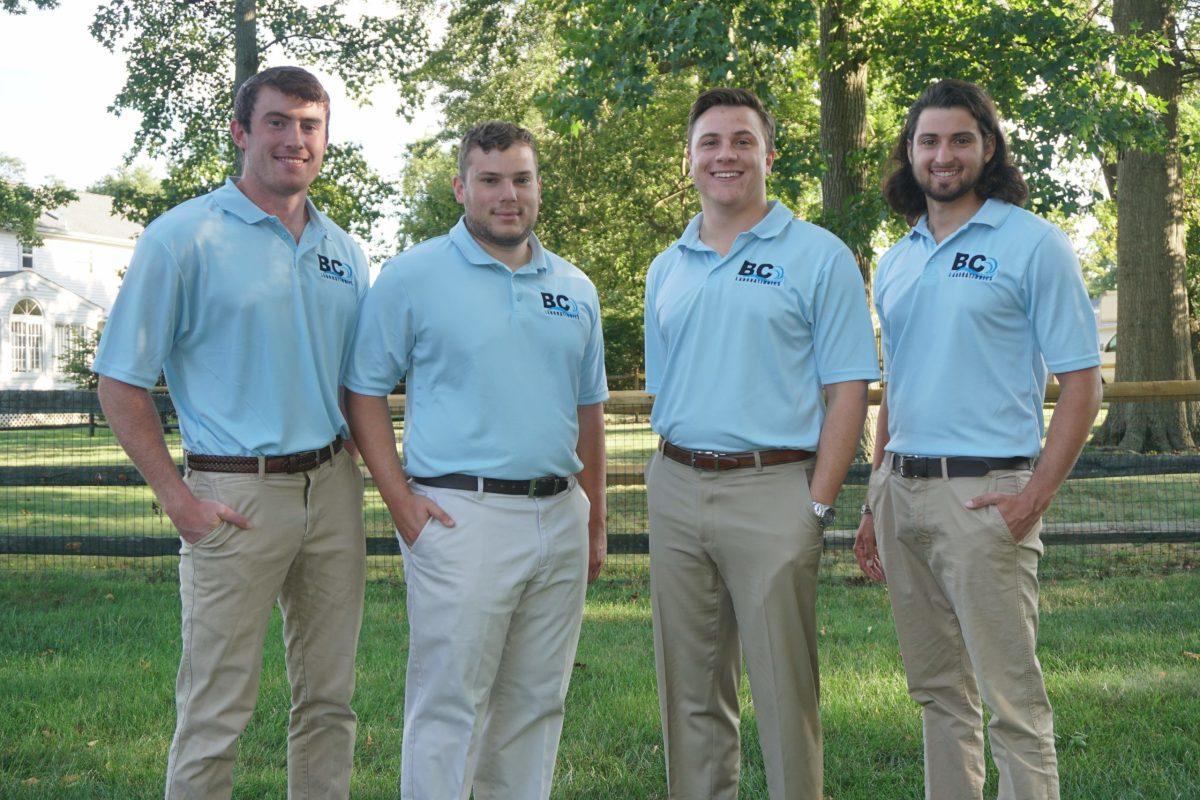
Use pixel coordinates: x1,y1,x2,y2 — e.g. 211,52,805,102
2,389,1198,578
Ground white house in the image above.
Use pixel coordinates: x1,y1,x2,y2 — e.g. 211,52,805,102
0,192,141,389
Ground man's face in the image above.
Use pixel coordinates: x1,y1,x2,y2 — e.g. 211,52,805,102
907,106,995,205
687,105,775,210
230,86,328,199
453,143,541,248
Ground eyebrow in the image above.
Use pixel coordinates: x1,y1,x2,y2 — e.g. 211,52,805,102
698,129,758,139
474,170,535,177
262,111,325,124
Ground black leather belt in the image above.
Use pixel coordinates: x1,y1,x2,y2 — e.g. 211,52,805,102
890,453,1033,479
412,473,571,497
186,440,344,474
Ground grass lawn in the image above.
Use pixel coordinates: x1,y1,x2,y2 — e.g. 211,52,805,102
2,566,1197,799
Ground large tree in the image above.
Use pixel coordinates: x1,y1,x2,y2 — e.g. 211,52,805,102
79,0,429,238
1093,0,1200,450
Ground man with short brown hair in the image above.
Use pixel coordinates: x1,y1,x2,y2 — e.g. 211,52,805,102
94,66,368,799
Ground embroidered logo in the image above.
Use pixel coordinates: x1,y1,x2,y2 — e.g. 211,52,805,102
541,292,580,318
317,254,354,286
735,260,785,286
949,252,998,282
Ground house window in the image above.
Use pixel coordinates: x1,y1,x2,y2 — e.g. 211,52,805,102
54,323,86,374
20,243,34,269
11,298,44,373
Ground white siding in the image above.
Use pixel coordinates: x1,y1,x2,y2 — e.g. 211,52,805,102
0,273,104,390
35,234,132,312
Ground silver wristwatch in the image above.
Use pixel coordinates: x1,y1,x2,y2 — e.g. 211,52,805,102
812,501,836,528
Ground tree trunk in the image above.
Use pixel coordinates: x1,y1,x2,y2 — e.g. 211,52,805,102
818,0,871,283
1093,0,1198,451
231,0,259,174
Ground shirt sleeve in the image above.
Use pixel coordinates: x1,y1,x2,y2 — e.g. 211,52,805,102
578,284,609,405
643,261,666,395
1024,227,1101,374
91,234,186,388
872,257,892,382
812,246,881,385
342,264,415,396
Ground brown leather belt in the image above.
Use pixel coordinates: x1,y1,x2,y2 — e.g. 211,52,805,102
661,440,815,471
186,439,344,474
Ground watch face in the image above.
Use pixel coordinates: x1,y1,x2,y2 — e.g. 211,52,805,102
820,508,837,526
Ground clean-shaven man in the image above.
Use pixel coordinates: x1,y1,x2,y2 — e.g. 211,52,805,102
855,79,1102,800
344,120,607,800
644,87,879,799
93,66,368,799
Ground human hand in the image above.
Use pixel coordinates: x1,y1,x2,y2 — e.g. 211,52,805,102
965,489,1044,542
391,492,455,548
853,513,886,583
587,516,606,583
168,495,252,545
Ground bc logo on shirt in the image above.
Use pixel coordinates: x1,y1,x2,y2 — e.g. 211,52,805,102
317,254,354,286
541,292,580,319
949,252,999,282
735,260,785,286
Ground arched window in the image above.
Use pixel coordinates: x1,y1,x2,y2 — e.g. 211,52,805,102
11,298,44,373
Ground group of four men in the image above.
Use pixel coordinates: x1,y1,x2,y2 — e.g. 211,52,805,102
94,65,1100,799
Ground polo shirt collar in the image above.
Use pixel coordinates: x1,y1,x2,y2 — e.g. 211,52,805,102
213,178,328,237
449,216,549,273
676,200,794,252
909,197,1013,242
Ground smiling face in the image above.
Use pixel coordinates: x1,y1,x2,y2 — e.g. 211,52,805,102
687,104,775,213
907,105,995,209
230,86,328,201
453,143,541,249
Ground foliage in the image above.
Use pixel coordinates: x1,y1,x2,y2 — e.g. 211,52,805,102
0,155,77,248
87,165,162,198
82,0,427,236
56,327,102,391
0,0,56,11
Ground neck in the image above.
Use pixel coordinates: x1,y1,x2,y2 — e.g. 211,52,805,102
925,193,985,244
234,177,310,241
698,197,772,255
476,236,532,272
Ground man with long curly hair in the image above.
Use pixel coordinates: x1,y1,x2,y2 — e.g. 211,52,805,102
854,79,1102,800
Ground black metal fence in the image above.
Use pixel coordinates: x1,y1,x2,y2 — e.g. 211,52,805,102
2,389,1198,578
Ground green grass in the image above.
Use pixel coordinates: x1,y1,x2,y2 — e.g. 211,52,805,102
2,567,1197,798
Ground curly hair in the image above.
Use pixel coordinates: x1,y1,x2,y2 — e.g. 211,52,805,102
882,79,1027,221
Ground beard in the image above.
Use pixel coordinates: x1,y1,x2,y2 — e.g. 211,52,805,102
915,166,982,205
464,211,536,248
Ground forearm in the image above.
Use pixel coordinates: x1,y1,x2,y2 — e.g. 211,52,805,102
97,376,189,508
1023,367,1102,512
872,393,891,470
344,390,412,511
810,380,868,505
575,403,607,522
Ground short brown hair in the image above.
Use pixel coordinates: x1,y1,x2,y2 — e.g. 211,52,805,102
457,121,539,176
882,79,1027,220
233,66,330,132
687,88,775,150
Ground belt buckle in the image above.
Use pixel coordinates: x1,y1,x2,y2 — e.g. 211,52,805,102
690,450,718,469
528,479,538,498
899,455,921,479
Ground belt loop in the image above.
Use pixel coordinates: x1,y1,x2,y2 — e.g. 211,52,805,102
940,457,948,480
475,475,485,499
257,456,266,480
753,450,763,472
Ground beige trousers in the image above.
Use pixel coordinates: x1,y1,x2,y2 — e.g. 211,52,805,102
870,456,1059,800
165,448,366,800
398,480,590,800
646,450,824,800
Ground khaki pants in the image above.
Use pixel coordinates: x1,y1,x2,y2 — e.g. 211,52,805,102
870,456,1059,800
398,480,590,800
165,448,366,800
646,450,824,800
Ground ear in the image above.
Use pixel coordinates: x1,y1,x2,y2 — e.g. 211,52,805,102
765,147,776,174
906,138,914,165
230,119,247,152
452,174,466,204
983,134,996,164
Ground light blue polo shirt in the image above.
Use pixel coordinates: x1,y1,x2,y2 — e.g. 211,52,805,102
874,199,1100,458
645,201,880,452
93,179,368,456
344,218,608,479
